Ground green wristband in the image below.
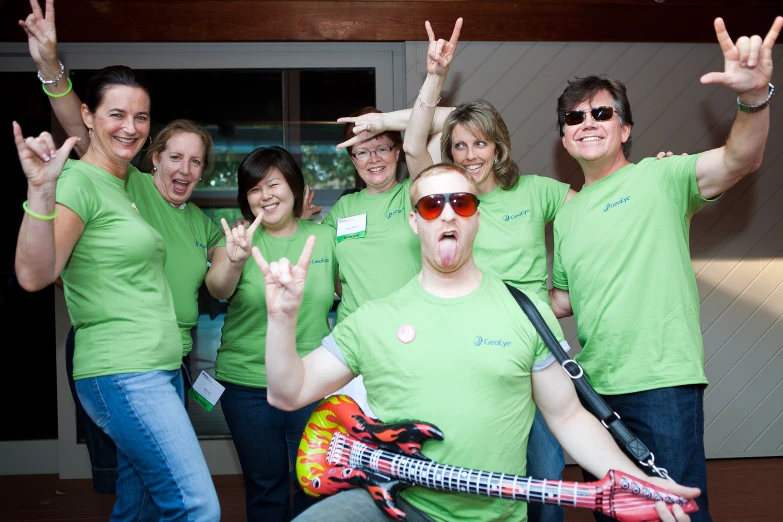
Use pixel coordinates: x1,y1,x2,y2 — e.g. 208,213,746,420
42,77,73,98
23,200,57,220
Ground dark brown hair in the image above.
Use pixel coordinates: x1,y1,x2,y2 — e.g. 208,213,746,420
556,75,634,159
237,146,304,221
84,65,150,114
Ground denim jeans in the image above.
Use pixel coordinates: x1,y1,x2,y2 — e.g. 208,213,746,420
65,326,118,495
75,369,220,522
581,385,712,522
294,488,435,522
220,382,320,522
526,407,566,522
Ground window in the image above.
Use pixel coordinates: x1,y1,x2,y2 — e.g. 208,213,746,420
71,64,379,438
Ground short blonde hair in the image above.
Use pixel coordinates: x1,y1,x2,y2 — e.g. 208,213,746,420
409,163,479,207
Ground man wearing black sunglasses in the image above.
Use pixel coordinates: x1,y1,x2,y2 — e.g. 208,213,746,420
252,163,697,522
549,16,781,522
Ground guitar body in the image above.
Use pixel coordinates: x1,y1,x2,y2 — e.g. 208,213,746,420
297,395,698,521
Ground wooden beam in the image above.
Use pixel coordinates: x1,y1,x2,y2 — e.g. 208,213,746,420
1,1,780,43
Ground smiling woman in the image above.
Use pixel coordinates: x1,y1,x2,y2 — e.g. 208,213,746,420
204,145,337,521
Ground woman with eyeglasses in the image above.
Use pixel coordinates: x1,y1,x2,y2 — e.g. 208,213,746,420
205,146,336,522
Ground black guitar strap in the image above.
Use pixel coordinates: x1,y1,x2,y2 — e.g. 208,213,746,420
505,283,672,480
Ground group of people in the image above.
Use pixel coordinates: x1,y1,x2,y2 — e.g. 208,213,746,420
14,0,779,520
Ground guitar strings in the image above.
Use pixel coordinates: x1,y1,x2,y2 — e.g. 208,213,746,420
328,435,685,513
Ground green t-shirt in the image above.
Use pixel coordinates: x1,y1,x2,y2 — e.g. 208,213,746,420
215,219,336,387
475,175,570,302
57,160,181,380
126,171,223,355
552,154,713,395
326,274,563,522
322,179,421,323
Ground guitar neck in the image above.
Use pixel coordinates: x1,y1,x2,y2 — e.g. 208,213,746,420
329,434,599,509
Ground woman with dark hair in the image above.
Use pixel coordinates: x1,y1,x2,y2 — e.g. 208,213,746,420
20,0,224,375
205,146,336,522
14,61,219,521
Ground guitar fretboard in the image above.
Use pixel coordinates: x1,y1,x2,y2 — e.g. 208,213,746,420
327,433,599,509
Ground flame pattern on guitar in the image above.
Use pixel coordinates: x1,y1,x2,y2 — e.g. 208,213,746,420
296,395,698,521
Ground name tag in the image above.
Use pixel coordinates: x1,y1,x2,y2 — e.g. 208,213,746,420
336,213,367,242
188,371,225,411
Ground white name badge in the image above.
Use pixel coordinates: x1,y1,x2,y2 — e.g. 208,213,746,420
336,213,367,242
188,371,225,411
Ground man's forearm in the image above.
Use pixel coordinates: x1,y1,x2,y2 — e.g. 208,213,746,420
723,104,770,176
265,314,308,410
549,408,645,480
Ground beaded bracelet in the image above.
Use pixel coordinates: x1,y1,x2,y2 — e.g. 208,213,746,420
418,88,441,109
23,200,57,220
37,58,65,85
42,77,73,98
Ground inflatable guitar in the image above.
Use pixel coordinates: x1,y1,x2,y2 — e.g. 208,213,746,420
297,395,698,522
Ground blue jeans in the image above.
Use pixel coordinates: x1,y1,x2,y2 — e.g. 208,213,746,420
65,326,118,495
75,370,220,522
220,382,320,522
526,407,565,522
581,385,712,522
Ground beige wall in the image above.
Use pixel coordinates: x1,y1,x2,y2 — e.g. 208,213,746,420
406,41,783,459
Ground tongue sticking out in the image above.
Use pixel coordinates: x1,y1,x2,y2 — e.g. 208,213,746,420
172,181,188,195
438,236,457,267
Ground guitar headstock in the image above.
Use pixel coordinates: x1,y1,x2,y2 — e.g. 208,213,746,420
600,470,699,522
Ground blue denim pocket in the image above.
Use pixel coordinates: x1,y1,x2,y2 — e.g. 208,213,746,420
75,377,112,429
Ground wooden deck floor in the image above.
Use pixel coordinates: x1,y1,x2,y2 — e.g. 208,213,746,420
1,458,780,521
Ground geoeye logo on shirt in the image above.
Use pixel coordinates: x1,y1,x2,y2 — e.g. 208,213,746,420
503,209,530,222
603,196,631,212
311,258,330,264
194,240,208,249
473,336,511,348
386,209,403,219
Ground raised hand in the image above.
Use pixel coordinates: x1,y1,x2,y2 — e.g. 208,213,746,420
18,0,58,72
700,16,782,98
425,17,463,76
220,211,263,264
14,121,77,190
299,185,323,219
252,234,316,317
336,112,387,150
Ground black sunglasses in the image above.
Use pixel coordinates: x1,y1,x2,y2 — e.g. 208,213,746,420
414,192,479,220
563,106,614,126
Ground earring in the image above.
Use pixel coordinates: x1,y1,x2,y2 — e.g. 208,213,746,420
493,157,499,164
153,165,158,173
88,128,93,137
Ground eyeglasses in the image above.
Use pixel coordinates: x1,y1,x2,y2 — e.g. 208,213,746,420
351,144,396,161
563,106,614,126
414,192,480,220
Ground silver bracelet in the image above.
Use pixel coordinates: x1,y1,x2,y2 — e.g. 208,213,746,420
37,58,64,85
737,83,775,114
418,88,441,109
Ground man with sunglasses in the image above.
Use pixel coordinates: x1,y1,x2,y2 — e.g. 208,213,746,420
549,17,781,522
252,163,697,522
